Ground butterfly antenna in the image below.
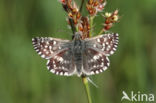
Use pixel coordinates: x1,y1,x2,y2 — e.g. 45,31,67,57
87,77,98,88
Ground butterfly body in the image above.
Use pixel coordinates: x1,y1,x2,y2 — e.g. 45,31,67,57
32,32,119,76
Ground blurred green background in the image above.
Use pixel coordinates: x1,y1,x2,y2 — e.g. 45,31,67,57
0,0,156,103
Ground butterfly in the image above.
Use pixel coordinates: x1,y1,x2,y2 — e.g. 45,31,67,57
32,32,119,76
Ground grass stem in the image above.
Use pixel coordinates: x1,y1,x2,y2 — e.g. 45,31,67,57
89,16,94,37
98,29,104,35
82,76,92,103
79,0,85,12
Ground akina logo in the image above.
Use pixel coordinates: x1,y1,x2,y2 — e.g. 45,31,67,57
121,91,155,102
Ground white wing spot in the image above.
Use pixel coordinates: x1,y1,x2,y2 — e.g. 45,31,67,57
107,62,110,66
98,53,102,57
93,55,98,60
103,66,107,70
96,70,99,74
58,57,63,62
46,51,49,55
34,47,37,49
110,51,114,54
108,45,111,49
32,42,36,44
114,45,117,48
97,38,100,42
58,46,61,49
64,72,68,76
108,34,111,39
56,71,59,75
47,66,50,70
113,48,116,51
93,44,96,48
41,55,45,58
104,38,107,42
45,45,48,48
91,71,94,75
47,60,50,65
53,41,56,45
60,72,63,75
100,62,104,67
41,39,44,43
106,57,109,62
46,42,49,45
43,49,47,52
115,42,118,45
53,60,55,64
38,52,42,55
50,69,55,73
49,46,52,50
36,49,39,52
102,43,105,47
115,33,119,36
100,69,103,72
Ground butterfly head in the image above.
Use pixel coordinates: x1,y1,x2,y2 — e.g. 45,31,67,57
73,32,82,40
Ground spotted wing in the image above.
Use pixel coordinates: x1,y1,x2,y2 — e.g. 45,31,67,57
82,33,119,75
85,33,119,56
32,37,76,76
47,49,76,76
32,37,70,59
83,48,110,75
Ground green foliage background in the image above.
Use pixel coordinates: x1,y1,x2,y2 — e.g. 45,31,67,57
0,0,156,103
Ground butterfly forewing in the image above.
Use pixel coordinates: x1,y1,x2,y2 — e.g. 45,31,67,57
32,37,70,59
85,33,119,56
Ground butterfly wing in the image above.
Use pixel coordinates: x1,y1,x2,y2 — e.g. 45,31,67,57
47,49,76,76
32,37,70,59
32,37,76,76
83,48,110,75
83,33,119,75
85,33,119,56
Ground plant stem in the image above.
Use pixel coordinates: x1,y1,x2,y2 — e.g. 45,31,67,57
69,18,76,34
98,29,104,35
79,0,85,12
82,16,94,103
89,16,94,37
82,76,92,103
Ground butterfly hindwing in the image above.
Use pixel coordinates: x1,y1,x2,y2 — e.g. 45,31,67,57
83,48,110,75
47,49,76,76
